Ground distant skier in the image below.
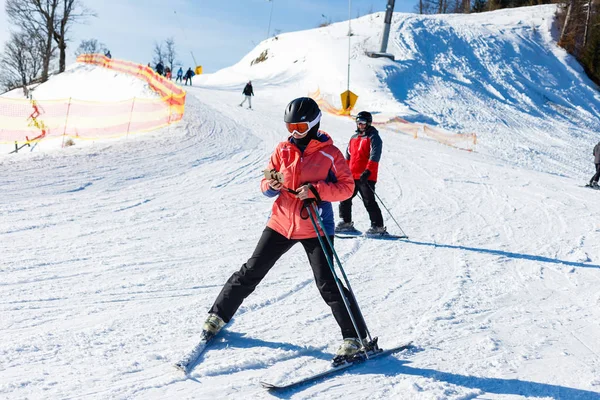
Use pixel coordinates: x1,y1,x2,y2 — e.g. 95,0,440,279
104,50,112,59
184,68,194,85
335,111,386,235
155,61,164,76
239,81,254,109
200,97,368,361
589,141,600,188
176,67,183,83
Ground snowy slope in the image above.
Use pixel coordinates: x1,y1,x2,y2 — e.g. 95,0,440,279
1,5,600,400
202,5,600,179
1,63,159,101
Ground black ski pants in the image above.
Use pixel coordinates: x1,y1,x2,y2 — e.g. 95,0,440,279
591,163,600,184
209,227,367,339
339,180,383,227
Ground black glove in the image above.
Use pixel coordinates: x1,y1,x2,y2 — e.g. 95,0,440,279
359,169,371,183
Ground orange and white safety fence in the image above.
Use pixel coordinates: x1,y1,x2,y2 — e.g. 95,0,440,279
309,88,477,152
0,54,186,146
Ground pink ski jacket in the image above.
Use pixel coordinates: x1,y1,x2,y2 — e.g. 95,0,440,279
261,131,354,239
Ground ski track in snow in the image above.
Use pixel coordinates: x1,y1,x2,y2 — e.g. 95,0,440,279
2,5,600,400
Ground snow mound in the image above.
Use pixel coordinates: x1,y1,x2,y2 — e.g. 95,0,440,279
1,62,159,101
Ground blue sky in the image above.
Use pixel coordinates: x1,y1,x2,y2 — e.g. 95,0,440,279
1,0,416,73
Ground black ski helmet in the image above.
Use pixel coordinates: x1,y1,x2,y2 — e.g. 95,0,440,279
284,97,321,124
356,111,373,125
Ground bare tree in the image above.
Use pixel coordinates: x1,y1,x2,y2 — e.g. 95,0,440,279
74,38,107,56
437,0,449,13
6,0,59,82
53,0,96,73
463,0,471,13
560,0,575,43
487,0,500,11
449,0,466,12
164,37,177,72
414,0,441,14
152,41,165,66
0,31,44,94
583,0,593,46
472,0,486,12
6,0,94,80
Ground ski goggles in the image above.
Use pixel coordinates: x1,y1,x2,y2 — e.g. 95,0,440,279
356,118,368,125
286,112,322,136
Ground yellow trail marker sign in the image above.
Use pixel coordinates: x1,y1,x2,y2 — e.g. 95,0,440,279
340,90,358,112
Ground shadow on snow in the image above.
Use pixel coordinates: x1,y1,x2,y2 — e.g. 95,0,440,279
405,239,600,269
269,357,599,399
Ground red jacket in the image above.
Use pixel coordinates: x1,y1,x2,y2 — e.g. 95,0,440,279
346,126,382,182
261,131,354,239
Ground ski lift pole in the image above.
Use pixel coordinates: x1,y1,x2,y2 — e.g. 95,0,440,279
346,0,352,108
266,0,275,40
174,10,198,67
304,201,373,347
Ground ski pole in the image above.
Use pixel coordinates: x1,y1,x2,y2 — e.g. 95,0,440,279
365,184,408,238
308,201,372,342
304,201,373,347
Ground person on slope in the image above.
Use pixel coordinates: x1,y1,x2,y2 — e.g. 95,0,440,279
201,97,368,360
155,61,164,76
239,81,254,109
335,111,386,235
589,141,600,188
184,68,194,85
176,67,183,83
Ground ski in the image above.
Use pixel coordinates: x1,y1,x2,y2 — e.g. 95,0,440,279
260,341,413,391
334,229,363,238
174,333,215,374
583,184,600,190
335,232,408,240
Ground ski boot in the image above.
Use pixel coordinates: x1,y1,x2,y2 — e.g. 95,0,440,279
331,337,382,366
335,221,356,233
201,313,225,341
366,226,388,235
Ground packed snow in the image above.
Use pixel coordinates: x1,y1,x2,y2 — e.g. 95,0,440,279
1,5,599,399
1,63,159,101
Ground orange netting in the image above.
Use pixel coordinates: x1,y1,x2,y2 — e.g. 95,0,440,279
309,89,477,151
0,54,185,144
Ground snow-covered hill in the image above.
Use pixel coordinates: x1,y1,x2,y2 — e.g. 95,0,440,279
1,5,599,400
203,5,600,178
1,63,159,101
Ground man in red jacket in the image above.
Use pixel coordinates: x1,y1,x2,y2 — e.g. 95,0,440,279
200,98,368,360
336,111,385,235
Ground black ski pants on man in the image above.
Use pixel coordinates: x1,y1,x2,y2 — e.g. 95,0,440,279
209,227,367,339
339,180,384,227
591,163,600,184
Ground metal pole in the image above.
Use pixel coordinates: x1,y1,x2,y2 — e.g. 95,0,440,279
174,11,198,66
380,0,396,53
167,93,173,124
126,97,136,139
306,202,374,347
346,0,352,96
267,0,275,40
365,185,408,238
61,97,72,148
